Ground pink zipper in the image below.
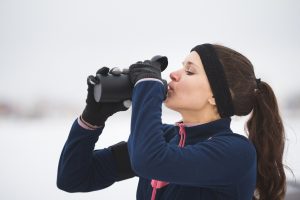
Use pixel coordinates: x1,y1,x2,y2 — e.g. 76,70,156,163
150,123,186,200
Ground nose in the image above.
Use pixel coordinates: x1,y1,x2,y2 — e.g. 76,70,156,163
169,70,180,82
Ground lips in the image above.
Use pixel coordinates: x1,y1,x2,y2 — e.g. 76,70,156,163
168,83,175,92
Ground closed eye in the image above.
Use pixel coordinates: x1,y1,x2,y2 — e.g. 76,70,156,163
185,70,194,75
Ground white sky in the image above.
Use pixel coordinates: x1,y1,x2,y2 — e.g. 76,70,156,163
0,0,300,106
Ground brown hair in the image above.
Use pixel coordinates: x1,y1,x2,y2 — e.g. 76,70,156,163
213,44,286,200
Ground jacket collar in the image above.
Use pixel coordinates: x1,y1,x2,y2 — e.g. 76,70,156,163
175,118,232,143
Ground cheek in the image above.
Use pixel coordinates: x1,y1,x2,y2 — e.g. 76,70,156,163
181,85,208,108
166,80,211,110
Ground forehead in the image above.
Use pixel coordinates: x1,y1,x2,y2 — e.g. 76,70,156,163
183,51,204,70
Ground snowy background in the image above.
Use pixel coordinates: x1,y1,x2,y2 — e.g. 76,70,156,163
0,0,299,199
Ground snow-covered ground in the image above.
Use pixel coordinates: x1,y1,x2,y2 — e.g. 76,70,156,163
0,110,299,199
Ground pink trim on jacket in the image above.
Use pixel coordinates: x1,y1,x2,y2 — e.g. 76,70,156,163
150,122,187,200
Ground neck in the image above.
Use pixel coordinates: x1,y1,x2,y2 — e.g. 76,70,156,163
179,109,220,125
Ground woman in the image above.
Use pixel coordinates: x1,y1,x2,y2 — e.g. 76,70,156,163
57,43,286,199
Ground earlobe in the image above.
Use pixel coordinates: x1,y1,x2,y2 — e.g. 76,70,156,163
208,96,216,106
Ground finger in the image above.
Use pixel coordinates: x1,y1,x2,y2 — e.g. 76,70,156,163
96,67,110,75
87,75,98,85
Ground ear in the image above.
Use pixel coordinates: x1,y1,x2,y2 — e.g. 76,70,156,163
208,96,216,106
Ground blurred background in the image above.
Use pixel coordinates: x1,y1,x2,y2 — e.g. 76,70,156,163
0,0,299,199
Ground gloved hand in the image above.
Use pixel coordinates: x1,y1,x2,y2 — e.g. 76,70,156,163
128,60,168,99
129,60,166,85
81,67,129,127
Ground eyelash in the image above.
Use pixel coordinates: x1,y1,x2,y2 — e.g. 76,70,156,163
185,70,194,75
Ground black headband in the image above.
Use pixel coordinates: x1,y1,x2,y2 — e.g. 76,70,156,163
191,43,234,118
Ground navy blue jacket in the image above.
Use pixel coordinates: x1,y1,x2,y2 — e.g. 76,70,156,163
57,80,257,199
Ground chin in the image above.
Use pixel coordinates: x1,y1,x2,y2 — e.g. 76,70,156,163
164,99,179,112
163,98,172,108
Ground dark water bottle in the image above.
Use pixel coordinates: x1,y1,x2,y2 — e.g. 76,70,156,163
91,55,168,104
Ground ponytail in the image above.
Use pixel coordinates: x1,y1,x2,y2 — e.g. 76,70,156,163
246,81,286,200
213,44,288,200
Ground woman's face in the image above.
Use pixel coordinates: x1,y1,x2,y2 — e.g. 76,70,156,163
164,51,215,115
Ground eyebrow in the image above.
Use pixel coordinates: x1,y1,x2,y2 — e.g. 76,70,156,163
182,61,199,69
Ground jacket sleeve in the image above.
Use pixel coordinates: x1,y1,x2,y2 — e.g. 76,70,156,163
56,119,134,193
127,81,256,187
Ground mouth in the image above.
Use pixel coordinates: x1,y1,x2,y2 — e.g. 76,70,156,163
166,85,174,98
168,84,174,91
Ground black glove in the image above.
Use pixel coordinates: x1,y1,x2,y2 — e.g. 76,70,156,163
128,60,166,85
128,60,168,99
81,67,129,127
